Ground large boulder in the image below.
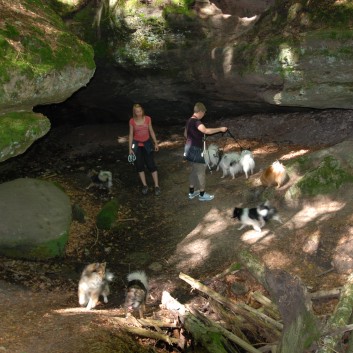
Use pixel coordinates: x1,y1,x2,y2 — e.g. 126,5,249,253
0,0,95,161
0,178,72,260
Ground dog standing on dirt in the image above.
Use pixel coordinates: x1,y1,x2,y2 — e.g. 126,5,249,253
260,161,287,188
232,201,282,232
239,149,255,179
86,170,113,191
217,152,241,178
124,271,148,318
204,143,220,169
78,262,114,310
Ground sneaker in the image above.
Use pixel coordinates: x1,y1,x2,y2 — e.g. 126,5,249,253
142,185,148,195
199,193,214,201
155,186,161,196
188,191,200,199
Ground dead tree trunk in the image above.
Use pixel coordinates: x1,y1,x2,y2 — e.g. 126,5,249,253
237,249,320,353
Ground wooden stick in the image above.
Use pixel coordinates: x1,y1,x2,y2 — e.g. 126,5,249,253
309,288,341,300
123,325,179,345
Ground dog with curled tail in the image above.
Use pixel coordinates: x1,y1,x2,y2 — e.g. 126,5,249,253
124,271,148,318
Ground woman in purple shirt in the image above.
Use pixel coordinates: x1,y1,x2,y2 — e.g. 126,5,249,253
184,102,227,201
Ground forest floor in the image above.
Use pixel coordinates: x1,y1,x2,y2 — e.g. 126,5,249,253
1,112,353,353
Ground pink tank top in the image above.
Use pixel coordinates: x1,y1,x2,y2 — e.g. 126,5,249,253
130,116,151,146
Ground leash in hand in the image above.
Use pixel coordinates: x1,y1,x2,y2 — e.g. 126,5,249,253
128,153,136,165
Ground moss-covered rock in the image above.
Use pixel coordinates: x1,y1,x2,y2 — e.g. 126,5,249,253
0,111,50,162
0,0,95,111
96,198,119,230
285,141,353,200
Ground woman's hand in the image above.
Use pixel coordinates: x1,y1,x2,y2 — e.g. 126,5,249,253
154,143,159,152
220,127,228,133
129,149,134,155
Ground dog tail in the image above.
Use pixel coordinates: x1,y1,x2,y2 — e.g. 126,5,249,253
127,271,148,290
105,270,114,282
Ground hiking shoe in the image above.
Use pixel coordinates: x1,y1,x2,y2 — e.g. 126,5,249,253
199,193,214,201
188,191,200,199
142,186,148,195
155,186,161,196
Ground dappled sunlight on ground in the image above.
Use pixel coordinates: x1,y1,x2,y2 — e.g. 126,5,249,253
288,199,345,229
241,229,276,246
261,250,292,268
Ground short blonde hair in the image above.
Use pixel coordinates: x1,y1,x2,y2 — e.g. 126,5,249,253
194,102,206,113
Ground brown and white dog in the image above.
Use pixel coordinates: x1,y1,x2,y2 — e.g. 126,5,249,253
78,262,114,310
260,161,287,188
124,271,148,318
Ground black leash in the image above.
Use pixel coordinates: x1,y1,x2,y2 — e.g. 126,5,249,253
223,129,244,150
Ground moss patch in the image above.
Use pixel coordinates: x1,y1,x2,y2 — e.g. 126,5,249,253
0,0,95,85
0,231,69,260
96,198,119,230
288,156,353,198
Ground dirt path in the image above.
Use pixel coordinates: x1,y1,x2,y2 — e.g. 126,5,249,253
0,118,351,352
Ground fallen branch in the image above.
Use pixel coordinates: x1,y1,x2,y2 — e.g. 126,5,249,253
122,325,179,345
189,306,263,353
309,288,341,300
250,291,281,321
179,272,282,334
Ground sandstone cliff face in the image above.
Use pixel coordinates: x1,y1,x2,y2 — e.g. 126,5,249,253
0,0,95,161
59,0,353,124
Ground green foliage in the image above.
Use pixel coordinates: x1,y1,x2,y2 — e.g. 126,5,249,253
96,199,119,230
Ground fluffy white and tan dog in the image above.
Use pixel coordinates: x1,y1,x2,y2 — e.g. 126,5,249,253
260,161,287,188
217,152,241,178
78,262,114,310
232,200,282,232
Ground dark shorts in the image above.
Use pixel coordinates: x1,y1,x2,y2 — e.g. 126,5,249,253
135,146,157,173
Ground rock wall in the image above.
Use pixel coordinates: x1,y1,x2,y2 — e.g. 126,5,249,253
54,0,353,124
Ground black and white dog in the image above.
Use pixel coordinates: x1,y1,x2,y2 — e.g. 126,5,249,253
124,271,148,318
86,170,113,191
232,201,282,232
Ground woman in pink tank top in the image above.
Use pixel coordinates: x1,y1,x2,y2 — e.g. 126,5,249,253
128,104,161,196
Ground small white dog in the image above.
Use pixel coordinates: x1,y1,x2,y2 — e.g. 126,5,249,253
204,144,220,169
239,150,255,179
217,152,241,178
